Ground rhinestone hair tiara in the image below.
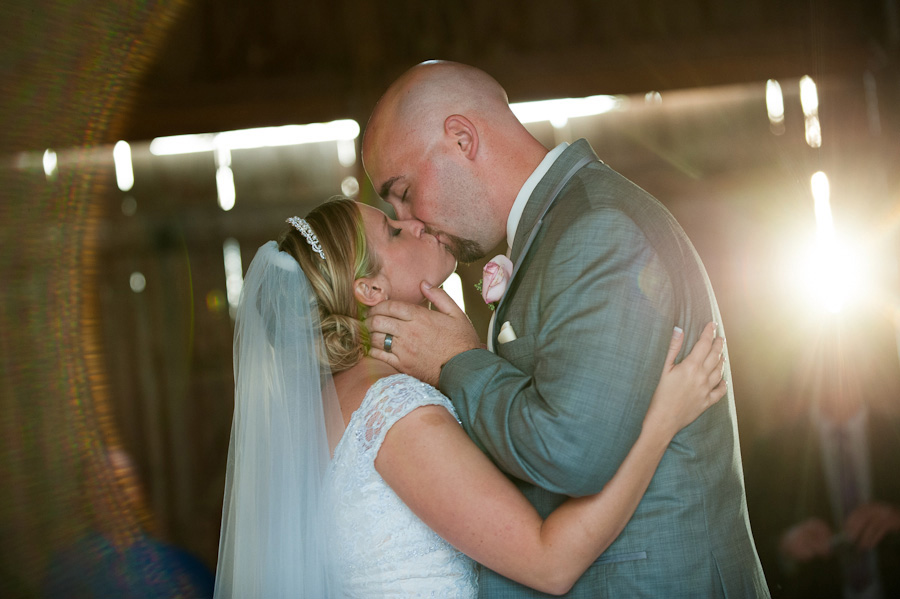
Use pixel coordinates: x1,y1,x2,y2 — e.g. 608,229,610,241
286,216,326,260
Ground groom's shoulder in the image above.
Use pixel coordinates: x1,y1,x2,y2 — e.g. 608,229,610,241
543,179,685,268
573,162,664,209
542,199,648,260
549,168,647,231
556,164,680,238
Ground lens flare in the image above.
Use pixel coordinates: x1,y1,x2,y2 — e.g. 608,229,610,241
790,172,871,314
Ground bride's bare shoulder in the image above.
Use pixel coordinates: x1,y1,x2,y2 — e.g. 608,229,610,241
333,357,400,423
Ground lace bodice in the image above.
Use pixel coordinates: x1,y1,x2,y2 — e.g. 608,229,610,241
326,374,477,598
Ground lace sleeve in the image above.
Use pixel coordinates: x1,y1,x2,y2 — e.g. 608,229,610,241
326,373,478,597
357,374,460,460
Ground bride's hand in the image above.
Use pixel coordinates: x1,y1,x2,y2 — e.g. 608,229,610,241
645,322,727,438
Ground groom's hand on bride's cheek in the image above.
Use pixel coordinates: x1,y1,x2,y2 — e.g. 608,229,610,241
366,282,481,387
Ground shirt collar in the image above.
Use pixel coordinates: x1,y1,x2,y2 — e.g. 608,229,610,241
506,142,568,249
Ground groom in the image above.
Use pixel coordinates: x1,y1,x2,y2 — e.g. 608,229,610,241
363,60,768,597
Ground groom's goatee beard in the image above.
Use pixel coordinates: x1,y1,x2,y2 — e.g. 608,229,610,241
432,230,484,264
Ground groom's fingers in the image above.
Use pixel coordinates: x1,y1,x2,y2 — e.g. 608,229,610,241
366,314,402,340
367,299,419,322
368,331,389,353
365,325,399,363
368,345,401,370
365,302,426,350
421,282,465,317
365,288,481,386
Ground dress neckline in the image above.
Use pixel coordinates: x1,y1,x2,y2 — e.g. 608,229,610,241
330,373,414,458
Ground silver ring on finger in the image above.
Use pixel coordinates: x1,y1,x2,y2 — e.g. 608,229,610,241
383,333,393,353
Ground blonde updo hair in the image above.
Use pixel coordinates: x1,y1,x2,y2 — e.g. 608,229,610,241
278,197,381,373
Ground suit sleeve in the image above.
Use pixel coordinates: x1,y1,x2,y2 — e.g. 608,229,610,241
441,208,678,497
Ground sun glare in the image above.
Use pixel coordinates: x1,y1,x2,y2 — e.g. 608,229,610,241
790,171,871,314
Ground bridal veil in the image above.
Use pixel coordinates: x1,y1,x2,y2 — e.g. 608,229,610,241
214,240,344,598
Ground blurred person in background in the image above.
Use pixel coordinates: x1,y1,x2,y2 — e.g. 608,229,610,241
747,317,900,599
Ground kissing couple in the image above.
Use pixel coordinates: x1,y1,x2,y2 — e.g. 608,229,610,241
214,61,769,598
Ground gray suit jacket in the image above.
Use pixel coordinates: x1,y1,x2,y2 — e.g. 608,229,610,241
440,140,769,597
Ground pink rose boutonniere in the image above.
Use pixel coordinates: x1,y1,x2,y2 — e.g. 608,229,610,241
475,254,513,310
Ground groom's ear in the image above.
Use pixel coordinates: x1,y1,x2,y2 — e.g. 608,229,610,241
354,274,390,307
444,115,478,160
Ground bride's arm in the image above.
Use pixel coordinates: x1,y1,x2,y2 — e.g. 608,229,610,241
375,322,725,596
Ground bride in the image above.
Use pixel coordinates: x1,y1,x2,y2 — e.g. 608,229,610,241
214,197,727,598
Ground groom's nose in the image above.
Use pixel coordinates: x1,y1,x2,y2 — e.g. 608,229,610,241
400,219,426,237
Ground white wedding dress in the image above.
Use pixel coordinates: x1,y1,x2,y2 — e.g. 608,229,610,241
326,374,478,598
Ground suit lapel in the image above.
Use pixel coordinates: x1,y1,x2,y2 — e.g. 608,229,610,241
492,139,600,348
508,139,598,265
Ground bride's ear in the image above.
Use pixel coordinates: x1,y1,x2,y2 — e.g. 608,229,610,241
354,274,390,307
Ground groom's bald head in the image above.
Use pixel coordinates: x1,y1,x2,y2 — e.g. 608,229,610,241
363,61,511,157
